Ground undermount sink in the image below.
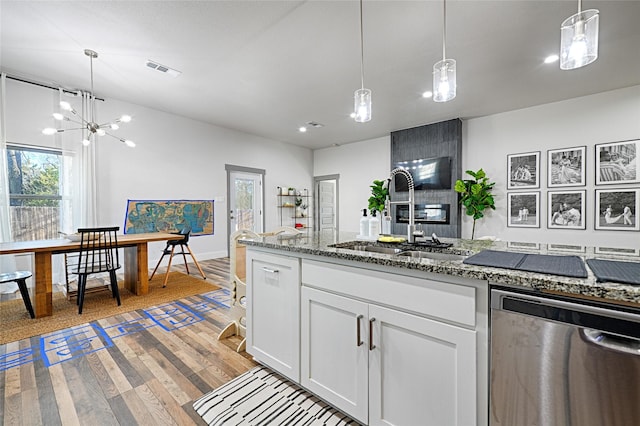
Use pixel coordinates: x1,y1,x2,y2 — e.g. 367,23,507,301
396,251,468,262
349,245,404,255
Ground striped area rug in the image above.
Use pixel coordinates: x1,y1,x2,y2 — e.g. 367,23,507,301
193,366,361,426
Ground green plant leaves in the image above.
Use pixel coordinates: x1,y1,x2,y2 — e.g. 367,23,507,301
368,179,389,213
454,168,496,238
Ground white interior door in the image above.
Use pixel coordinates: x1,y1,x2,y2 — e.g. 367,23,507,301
229,170,263,234
315,175,338,233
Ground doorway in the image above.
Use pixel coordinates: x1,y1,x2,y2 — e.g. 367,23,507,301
314,174,339,234
226,165,265,254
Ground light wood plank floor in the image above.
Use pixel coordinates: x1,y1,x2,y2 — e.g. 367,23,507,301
0,258,257,426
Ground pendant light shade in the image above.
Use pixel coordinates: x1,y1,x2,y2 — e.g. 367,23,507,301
560,7,599,70
354,88,372,123
433,0,456,102
353,0,371,123
433,59,456,102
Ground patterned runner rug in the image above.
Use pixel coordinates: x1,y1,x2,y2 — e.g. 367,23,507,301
194,366,360,426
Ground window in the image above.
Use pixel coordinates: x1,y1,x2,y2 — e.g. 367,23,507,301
6,144,72,241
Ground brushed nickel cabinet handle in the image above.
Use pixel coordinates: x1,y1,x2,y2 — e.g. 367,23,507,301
356,314,364,346
369,317,376,350
261,267,279,274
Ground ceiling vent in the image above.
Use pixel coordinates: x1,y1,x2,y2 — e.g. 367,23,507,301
145,60,182,78
306,121,324,128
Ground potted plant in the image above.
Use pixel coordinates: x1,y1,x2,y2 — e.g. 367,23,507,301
368,179,389,214
454,169,496,239
288,187,296,196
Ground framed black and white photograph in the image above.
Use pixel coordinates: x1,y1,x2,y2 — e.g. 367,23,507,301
508,152,540,189
595,139,639,185
547,190,586,229
594,188,639,231
506,241,541,251
594,247,640,256
594,246,640,257
507,192,540,228
547,146,585,187
548,244,586,253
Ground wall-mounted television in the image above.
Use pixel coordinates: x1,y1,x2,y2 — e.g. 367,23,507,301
394,156,452,191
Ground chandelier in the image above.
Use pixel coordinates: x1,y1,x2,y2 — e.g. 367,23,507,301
42,49,135,148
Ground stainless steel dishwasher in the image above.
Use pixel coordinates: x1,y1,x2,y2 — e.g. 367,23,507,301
490,288,640,426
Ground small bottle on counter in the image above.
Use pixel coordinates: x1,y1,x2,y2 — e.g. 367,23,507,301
381,209,392,235
360,209,369,238
369,210,380,238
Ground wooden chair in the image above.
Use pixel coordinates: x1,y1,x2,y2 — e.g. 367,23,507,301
0,271,35,318
73,226,121,314
150,226,206,287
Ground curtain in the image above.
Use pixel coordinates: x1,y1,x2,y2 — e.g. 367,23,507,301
0,73,18,291
52,90,97,284
76,90,97,228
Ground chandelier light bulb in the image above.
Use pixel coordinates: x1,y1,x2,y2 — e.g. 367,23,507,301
42,128,58,135
59,101,72,111
82,138,91,146
123,139,136,148
119,115,132,123
110,123,120,130
96,128,106,136
52,113,65,121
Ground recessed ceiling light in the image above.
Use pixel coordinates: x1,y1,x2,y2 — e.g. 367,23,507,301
422,91,433,98
298,126,307,133
544,54,560,64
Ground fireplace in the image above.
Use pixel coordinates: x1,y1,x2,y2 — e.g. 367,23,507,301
395,204,450,225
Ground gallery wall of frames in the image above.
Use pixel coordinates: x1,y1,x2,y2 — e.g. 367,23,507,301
506,139,639,232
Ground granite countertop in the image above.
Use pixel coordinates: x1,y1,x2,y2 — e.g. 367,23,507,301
241,231,640,306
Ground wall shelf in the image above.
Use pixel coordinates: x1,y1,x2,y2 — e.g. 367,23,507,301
277,188,310,233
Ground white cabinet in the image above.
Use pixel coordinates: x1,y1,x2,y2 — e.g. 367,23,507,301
368,304,476,426
301,259,482,426
301,287,369,422
246,250,300,381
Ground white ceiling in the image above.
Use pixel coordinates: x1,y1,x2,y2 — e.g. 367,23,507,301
2,1,639,150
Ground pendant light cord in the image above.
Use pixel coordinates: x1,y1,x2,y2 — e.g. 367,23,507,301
89,54,95,124
442,0,447,61
359,0,365,90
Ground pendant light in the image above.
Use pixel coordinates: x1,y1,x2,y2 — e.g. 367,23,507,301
42,49,135,147
560,0,599,70
353,0,371,122
433,0,456,102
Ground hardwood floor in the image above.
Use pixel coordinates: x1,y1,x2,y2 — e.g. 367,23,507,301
0,258,257,426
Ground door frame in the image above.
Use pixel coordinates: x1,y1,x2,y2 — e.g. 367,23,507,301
313,174,339,233
226,164,265,256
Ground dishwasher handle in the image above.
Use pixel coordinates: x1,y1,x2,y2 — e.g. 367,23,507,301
582,329,640,356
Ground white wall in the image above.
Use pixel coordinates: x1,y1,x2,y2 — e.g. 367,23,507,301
314,86,640,250
463,85,640,249
5,78,313,261
314,136,390,233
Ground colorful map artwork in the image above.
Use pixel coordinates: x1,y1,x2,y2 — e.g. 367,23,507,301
124,199,214,235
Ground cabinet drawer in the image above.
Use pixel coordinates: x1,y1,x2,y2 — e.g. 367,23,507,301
302,259,476,327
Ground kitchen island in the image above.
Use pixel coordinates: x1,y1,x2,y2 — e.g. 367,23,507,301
240,231,639,426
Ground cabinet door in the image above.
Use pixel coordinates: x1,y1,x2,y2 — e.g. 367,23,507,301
301,287,369,424
369,304,477,426
246,251,300,381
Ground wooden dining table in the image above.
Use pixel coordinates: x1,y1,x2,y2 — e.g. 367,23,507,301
0,232,184,317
